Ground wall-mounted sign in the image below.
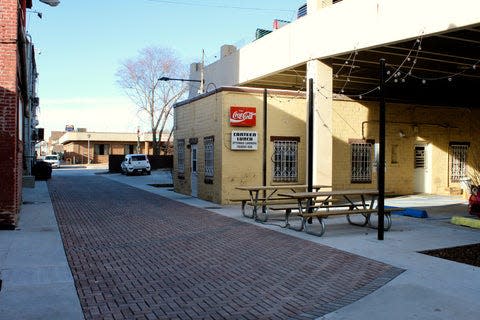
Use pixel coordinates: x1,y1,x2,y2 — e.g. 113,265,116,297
231,131,258,150
230,106,256,127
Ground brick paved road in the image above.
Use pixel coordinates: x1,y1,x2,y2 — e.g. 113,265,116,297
48,176,403,320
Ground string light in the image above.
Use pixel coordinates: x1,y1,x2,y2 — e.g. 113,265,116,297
331,30,479,100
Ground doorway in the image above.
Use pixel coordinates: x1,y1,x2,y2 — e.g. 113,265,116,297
414,144,431,193
190,144,198,197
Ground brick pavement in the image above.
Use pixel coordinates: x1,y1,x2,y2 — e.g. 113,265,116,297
48,176,403,320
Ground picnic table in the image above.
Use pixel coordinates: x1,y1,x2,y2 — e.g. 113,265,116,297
234,184,331,221
277,189,402,236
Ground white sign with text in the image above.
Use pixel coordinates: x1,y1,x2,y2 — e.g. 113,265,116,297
231,131,258,150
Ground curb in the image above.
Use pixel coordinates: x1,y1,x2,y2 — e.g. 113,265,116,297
451,216,480,229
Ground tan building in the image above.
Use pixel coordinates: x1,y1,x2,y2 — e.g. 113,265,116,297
47,131,66,156
59,131,171,164
174,87,307,203
174,86,480,204
174,0,480,204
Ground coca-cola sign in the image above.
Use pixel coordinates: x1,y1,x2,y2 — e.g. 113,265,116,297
230,106,256,127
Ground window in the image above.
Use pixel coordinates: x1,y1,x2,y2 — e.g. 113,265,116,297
414,146,425,168
391,144,399,164
124,144,135,155
204,136,214,178
177,139,185,174
351,140,373,183
272,138,298,182
94,144,110,155
450,143,469,182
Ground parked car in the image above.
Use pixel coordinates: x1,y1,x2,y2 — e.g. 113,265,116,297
121,154,151,175
43,155,60,168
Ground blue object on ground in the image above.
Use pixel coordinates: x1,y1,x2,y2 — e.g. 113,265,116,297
385,206,428,218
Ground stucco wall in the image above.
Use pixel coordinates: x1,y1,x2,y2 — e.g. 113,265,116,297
332,99,480,195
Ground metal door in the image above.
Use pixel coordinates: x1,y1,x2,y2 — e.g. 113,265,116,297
414,144,431,193
190,144,198,197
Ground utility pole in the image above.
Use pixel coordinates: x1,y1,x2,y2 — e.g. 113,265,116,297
87,134,91,164
137,127,141,154
199,49,205,94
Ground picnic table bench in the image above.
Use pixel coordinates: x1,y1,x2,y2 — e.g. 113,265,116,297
278,189,404,236
233,185,331,221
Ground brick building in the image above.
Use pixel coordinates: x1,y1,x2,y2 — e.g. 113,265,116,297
0,0,37,228
59,131,172,164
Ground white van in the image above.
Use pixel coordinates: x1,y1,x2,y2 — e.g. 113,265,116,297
43,155,60,168
121,154,151,175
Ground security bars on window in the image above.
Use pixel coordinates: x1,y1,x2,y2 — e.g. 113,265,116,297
450,144,468,182
273,140,298,182
177,140,185,174
204,137,214,178
351,141,372,183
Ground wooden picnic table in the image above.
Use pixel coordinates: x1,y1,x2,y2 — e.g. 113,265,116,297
278,189,401,236
234,184,331,221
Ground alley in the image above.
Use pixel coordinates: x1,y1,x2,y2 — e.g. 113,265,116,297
47,174,402,320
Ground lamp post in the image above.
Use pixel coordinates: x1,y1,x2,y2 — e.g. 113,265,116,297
137,127,141,154
39,0,60,6
87,134,91,164
158,76,204,93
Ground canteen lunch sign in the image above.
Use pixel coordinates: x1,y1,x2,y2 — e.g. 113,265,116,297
230,106,256,127
231,131,258,150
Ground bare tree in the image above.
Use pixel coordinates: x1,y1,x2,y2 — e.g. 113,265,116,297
116,46,187,155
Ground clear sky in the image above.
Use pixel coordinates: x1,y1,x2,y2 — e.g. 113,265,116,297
27,0,305,138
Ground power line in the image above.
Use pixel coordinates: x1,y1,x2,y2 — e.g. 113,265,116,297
145,0,295,13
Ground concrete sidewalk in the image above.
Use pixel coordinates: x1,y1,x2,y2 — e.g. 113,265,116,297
105,170,480,320
0,181,84,320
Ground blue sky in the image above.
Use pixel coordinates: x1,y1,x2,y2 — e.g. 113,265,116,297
27,0,304,136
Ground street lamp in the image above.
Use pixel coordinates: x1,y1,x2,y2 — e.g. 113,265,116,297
39,0,60,6
158,76,204,93
158,77,202,83
87,134,91,164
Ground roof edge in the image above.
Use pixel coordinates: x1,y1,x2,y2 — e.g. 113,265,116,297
174,86,306,108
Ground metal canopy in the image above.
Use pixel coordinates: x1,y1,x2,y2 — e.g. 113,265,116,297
245,24,480,107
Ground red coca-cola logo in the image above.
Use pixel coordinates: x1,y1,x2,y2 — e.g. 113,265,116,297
230,106,256,127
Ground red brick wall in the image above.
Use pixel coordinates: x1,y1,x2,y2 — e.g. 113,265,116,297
0,0,21,228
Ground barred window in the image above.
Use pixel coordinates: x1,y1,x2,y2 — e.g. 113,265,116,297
351,141,373,183
273,140,298,182
204,136,214,178
177,139,185,174
450,143,468,182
